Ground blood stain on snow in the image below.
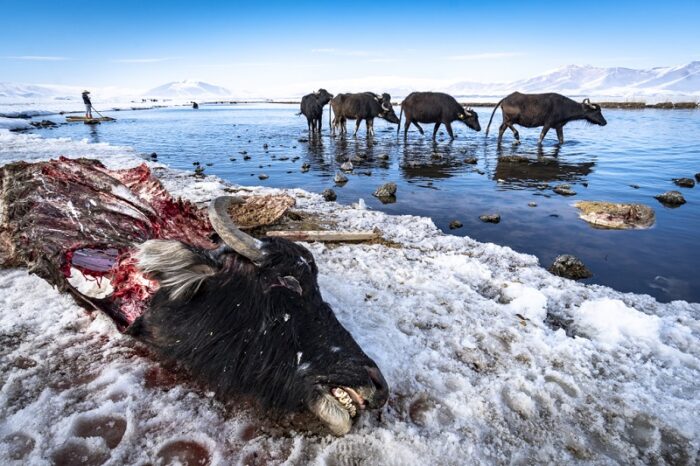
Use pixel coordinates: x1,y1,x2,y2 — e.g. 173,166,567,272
155,440,211,466
2,432,35,460
72,414,127,449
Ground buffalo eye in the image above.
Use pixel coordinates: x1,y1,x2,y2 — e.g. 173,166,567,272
278,275,303,295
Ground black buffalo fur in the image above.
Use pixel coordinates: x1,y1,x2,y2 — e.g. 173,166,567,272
128,237,383,414
299,89,333,133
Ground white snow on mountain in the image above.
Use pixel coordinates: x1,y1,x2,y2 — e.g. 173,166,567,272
144,80,231,98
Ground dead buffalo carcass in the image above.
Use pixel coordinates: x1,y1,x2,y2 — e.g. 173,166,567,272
0,157,389,436
299,88,334,133
485,92,607,144
330,92,400,137
398,92,481,140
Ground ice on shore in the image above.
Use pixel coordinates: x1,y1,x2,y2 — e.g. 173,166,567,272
0,129,698,465
0,117,32,132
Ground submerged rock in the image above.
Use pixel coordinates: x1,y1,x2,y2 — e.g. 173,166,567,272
373,182,397,198
655,191,686,206
695,172,700,182
672,178,695,188
463,157,478,164
548,254,592,280
498,155,530,163
479,214,501,224
322,189,337,202
258,173,269,180
334,172,348,184
553,184,576,196
449,220,463,230
575,201,655,229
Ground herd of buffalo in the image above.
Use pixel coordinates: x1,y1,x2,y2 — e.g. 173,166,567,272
300,89,607,144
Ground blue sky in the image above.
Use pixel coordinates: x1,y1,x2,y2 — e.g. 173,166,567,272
1,0,698,94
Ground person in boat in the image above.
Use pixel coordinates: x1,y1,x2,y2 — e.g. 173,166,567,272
82,90,93,118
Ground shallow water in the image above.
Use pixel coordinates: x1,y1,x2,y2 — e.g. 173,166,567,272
31,104,700,302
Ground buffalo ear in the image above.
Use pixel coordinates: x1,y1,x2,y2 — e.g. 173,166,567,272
135,240,218,300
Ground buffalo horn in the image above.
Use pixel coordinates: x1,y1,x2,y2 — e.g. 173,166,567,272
209,196,265,264
583,98,591,106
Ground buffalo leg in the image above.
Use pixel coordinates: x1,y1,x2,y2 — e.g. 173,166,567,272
555,126,564,144
497,122,507,144
354,119,362,137
367,119,374,137
538,124,551,144
508,124,520,143
432,122,441,140
413,121,424,135
444,121,455,140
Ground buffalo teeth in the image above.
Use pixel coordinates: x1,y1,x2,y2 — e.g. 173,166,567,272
332,387,357,417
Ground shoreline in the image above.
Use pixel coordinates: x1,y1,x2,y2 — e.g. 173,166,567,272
1,128,699,463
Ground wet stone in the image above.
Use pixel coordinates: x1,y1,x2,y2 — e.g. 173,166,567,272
449,220,463,229
553,184,576,196
548,254,592,280
672,177,695,188
340,161,353,172
373,182,397,198
377,153,389,160
156,440,211,466
528,202,537,207
243,155,251,160
300,163,310,173
334,172,348,184
479,214,501,224
655,190,686,206
463,157,478,164
322,189,337,202
695,172,700,182
258,174,269,180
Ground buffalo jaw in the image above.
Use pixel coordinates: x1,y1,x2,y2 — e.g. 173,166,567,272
310,390,354,436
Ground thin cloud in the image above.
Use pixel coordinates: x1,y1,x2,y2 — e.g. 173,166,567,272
3,55,70,61
446,52,523,61
112,57,179,63
311,48,371,57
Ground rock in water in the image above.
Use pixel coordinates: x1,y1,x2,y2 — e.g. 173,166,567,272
258,173,269,180
654,191,686,206
373,182,397,198
334,172,348,184
322,189,337,202
377,153,389,160
695,172,700,182
574,201,655,229
300,163,310,173
463,157,478,164
548,255,592,280
449,220,463,229
340,161,353,172
479,214,501,224
672,178,695,188
553,184,576,196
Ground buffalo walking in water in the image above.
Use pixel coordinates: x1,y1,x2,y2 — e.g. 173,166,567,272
299,89,334,134
485,92,607,144
398,92,481,140
330,92,400,137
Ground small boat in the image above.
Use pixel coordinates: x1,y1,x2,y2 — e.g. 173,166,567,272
65,116,116,124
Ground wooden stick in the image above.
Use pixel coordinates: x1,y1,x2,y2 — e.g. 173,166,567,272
265,230,380,242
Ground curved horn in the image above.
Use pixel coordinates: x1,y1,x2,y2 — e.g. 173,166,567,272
209,196,265,264
583,98,591,105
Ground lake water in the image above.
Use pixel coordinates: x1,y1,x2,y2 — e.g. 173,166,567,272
31,104,700,303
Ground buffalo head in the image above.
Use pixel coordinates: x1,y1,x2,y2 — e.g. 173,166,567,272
130,197,388,436
582,98,607,126
459,107,481,132
375,93,400,124
314,88,334,104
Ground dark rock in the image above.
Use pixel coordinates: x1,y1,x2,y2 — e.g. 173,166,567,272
672,178,695,188
298,138,309,143
193,166,205,177
239,151,247,155
192,161,200,166
479,214,500,223
205,163,213,167
263,143,268,149
449,220,463,229
30,119,57,128
373,182,397,198
463,157,478,164
553,184,576,196
243,155,251,160
629,184,640,189
695,173,700,182
528,202,537,207
150,152,158,160
548,255,592,280
655,190,686,206
378,153,389,160
258,173,269,180
300,163,310,173
499,155,530,163
322,189,337,201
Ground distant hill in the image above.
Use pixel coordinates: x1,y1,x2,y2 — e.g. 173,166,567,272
144,80,231,98
445,62,700,99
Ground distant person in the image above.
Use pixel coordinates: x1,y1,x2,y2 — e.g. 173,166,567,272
82,90,93,118
192,101,199,109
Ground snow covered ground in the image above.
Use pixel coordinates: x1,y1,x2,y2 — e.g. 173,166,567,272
0,129,698,465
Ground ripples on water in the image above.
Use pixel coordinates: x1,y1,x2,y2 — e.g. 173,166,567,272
31,104,700,302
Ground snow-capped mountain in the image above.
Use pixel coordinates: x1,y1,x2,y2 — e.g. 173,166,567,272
446,62,700,99
144,80,231,98
0,83,77,100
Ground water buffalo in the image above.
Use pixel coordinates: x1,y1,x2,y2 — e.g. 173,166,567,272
398,92,481,140
485,92,607,144
330,92,400,137
0,158,389,436
299,88,333,133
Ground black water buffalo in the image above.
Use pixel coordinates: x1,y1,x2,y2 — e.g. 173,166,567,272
0,158,389,436
398,92,481,140
330,92,400,137
486,92,607,144
299,88,334,133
